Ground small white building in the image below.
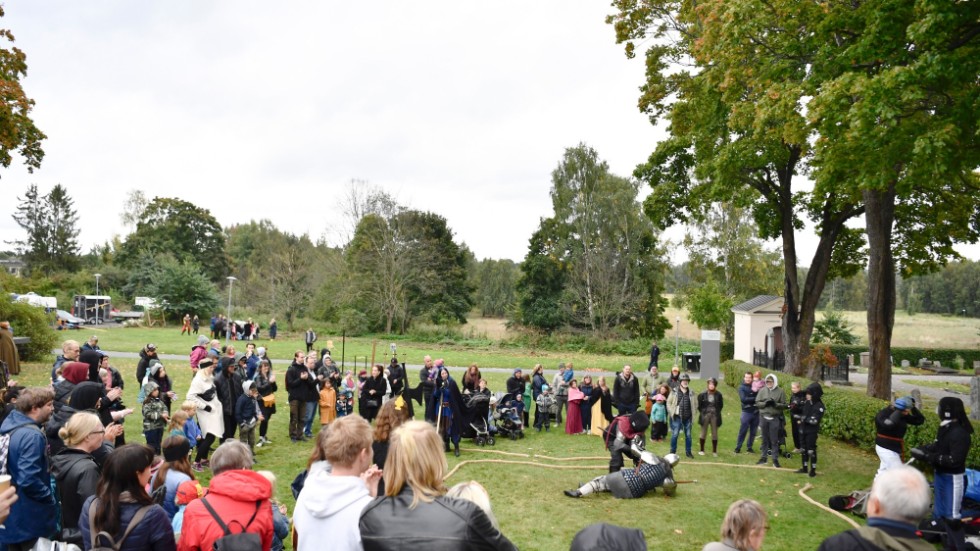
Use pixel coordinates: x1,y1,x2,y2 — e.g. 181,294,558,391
732,295,783,364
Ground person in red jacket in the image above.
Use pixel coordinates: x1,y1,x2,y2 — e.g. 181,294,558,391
177,440,273,551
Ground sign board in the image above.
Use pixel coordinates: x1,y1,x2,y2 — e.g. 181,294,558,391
701,330,721,341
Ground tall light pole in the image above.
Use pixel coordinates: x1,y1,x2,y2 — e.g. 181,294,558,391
225,276,237,344
675,315,680,367
94,273,102,325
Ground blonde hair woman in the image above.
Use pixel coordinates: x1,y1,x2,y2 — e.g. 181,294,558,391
358,421,516,550
52,412,105,545
703,499,768,551
447,481,499,531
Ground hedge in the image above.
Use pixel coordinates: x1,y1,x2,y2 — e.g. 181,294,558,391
721,359,980,469
827,344,980,370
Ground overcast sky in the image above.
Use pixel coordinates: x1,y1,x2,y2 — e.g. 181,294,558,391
1,2,976,266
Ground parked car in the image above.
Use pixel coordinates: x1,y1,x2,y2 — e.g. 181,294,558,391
55,309,85,330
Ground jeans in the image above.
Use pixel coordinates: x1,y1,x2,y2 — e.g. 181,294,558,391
617,402,638,415
735,410,759,451
303,401,316,436
144,428,163,455
670,415,692,455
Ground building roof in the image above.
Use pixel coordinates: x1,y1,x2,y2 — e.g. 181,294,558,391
731,295,783,313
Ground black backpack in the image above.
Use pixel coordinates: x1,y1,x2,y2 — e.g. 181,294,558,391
87,499,153,551
200,497,262,551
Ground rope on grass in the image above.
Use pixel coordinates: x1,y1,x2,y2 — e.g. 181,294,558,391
798,483,860,529
444,459,608,481
532,454,608,462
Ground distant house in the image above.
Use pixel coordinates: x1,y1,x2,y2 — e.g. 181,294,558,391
731,295,783,364
0,258,26,277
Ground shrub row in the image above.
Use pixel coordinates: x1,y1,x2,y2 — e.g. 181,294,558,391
721,359,980,469
827,344,980,370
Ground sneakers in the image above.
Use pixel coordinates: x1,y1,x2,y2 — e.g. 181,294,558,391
192,461,205,473
256,440,264,448
773,461,781,469
713,452,718,457
747,448,755,454
564,489,582,498
686,452,695,459
698,451,705,456
733,449,741,454
756,458,767,465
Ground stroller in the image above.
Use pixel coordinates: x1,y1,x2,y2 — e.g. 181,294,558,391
493,392,525,440
463,392,495,446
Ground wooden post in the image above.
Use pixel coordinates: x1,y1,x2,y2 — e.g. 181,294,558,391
370,340,377,368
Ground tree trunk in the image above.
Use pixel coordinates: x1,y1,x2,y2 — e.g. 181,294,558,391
864,184,897,400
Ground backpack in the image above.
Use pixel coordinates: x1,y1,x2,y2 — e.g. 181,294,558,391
200,497,263,551
87,499,153,551
150,481,167,506
0,422,43,476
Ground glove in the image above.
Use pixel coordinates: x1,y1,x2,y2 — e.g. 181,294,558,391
765,399,775,408
909,447,928,462
203,405,213,412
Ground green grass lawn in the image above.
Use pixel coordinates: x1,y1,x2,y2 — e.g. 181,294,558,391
24,328,891,550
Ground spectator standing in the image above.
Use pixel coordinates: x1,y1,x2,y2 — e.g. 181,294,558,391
649,341,660,369
191,315,200,335
176,441,274,551
268,318,278,340
81,335,100,353
795,382,825,477
189,335,208,372
613,365,640,415
372,401,408,496
51,339,81,383
187,359,224,472
667,373,695,459
552,363,568,424
135,343,159,386
254,359,278,447
50,411,103,547
566,380,584,435
141,381,170,454
419,356,437,422
589,376,613,436
754,374,786,468
286,351,317,442
786,381,806,452
304,327,317,353
696,377,724,457
214,359,243,443
462,364,482,394
361,365,386,423
734,372,759,454
150,436,195,520
817,466,933,551
294,415,382,551
79,444,176,551
235,381,263,459
358,421,516,550
0,320,20,375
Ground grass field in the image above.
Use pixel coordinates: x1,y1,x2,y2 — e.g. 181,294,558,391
21,326,897,550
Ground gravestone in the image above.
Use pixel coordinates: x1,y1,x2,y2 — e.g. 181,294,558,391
901,360,910,368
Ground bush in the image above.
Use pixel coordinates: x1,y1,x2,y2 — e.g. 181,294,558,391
0,294,58,361
721,359,980,469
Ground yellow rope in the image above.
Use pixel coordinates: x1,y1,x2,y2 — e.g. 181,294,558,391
444,459,607,480
798,483,861,529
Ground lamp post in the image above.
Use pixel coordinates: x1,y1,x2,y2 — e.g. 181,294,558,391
225,276,237,344
94,273,102,325
675,316,680,367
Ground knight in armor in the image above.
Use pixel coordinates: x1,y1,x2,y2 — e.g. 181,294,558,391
606,411,649,473
564,450,680,499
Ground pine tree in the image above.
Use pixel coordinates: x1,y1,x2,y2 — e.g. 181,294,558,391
46,184,80,271
10,184,50,271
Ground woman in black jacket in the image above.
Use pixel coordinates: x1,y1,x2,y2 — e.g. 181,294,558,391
254,359,277,446
359,420,516,551
51,411,104,546
914,397,973,524
361,365,387,423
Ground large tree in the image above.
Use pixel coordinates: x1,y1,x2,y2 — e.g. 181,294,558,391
45,184,80,272
475,258,519,318
10,184,80,274
117,197,230,280
609,0,868,378
517,144,669,337
0,8,45,175
805,0,980,398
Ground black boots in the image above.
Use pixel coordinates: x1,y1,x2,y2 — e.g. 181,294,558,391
454,442,460,457
444,439,450,452
564,489,582,498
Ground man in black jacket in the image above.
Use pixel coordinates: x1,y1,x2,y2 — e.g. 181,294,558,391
285,351,317,442
874,396,924,477
612,365,640,415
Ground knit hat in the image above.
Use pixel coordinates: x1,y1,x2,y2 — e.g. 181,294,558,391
163,438,191,462
197,335,209,346
894,397,912,411
143,381,160,396
257,346,266,356
541,385,550,392
148,360,164,378
654,394,665,402
175,480,205,506
513,368,522,375
69,382,104,411
242,380,255,394
198,359,214,370
79,350,102,375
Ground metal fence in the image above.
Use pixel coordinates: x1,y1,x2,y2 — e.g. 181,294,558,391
751,348,849,382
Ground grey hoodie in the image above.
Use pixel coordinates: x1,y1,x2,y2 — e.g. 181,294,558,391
754,374,786,418
292,469,372,551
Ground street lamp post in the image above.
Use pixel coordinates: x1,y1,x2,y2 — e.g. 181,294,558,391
94,273,102,325
226,276,237,344
675,316,680,368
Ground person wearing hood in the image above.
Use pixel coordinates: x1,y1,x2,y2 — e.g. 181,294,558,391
51,411,104,546
294,415,382,551
142,381,170,454
754,373,786,468
144,360,176,413
215,357,244,443
795,382,825,477
136,343,159,385
189,335,209,372
47,381,121,466
874,396,925,478
177,441,274,551
505,368,526,421
53,361,91,408
911,397,973,534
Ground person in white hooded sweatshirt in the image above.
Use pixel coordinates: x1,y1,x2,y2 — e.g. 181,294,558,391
293,415,382,551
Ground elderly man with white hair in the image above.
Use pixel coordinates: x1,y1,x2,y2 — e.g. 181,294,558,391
817,466,934,551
